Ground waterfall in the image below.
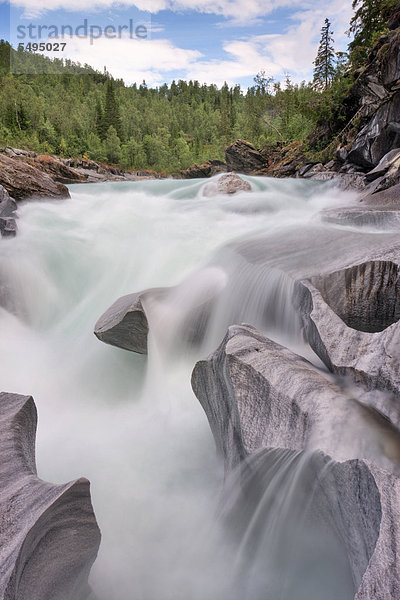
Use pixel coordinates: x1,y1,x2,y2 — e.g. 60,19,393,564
0,175,375,599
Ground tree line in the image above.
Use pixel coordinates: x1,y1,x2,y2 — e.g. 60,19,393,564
0,0,396,172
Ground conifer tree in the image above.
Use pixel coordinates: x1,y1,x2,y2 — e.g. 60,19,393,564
313,18,336,91
103,80,122,139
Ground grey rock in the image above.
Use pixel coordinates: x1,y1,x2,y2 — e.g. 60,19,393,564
362,181,400,206
347,92,400,169
321,205,400,229
223,447,382,600
297,163,315,176
192,324,400,472
94,290,156,354
94,269,227,354
0,153,69,201
191,325,400,600
302,163,325,177
296,259,400,394
0,185,17,217
308,171,366,190
336,146,349,162
0,392,101,600
203,173,252,196
180,160,227,179
0,217,17,237
0,185,18,238
366,148,400,181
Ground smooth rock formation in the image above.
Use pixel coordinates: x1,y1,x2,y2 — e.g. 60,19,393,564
94,290,155,354
321,205,400,229
0,392,101,600
191,325,400,600
222,447,382,600
0,153,69,201
191,324,400,472
296,266,400,394
94,268,227,354
225,139,266,173
203,173,251,196
365,148,400,181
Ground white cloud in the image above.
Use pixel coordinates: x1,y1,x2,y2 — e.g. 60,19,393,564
43,36,202,86
11,0,352,25
13,0,355,86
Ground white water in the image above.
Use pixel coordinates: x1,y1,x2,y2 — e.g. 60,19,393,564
0,176,361,599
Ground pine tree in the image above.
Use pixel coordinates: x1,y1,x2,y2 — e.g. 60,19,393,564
313,18,336,91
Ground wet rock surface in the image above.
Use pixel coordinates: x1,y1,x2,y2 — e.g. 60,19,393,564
94,290,155,354
0,392,101,600
203,173,251,195
191,324,400,600
94,268,227,354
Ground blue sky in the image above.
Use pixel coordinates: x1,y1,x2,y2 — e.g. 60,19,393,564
1,0,354,87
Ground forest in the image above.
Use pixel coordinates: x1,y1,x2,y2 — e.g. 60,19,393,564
0,0,397,173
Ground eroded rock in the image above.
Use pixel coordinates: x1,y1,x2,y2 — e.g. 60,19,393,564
0,392,101,600
94,290,155,354
191,324,400,471
94,268,227,354
297,270,400,394
191,324,400,600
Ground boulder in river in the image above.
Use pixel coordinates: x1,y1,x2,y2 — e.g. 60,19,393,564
94,290,155,354
0,392,101,600
203,173,252,196
94,268,228,354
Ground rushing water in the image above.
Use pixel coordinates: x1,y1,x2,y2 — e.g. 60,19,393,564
0,175,368,599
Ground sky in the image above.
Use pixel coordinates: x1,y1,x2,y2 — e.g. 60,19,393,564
0,0,354,87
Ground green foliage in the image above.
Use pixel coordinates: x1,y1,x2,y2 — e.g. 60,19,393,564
348,0,397,67
0,41,326,172
1,0,397,175
105,125,121,164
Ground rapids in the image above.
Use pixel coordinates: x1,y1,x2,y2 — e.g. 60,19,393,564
0,175,380,599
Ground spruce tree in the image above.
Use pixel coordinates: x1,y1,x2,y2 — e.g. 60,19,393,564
313,18,336,90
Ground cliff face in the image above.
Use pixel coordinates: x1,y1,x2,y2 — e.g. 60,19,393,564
345,25,400,170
